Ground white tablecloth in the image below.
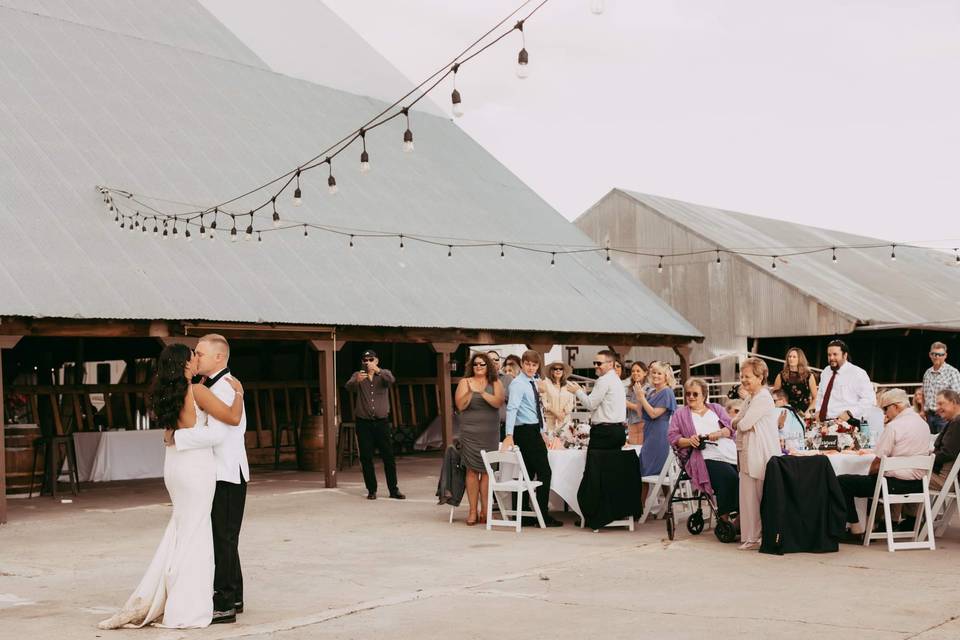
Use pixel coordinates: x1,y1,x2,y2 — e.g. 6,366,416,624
67,430,166,482
504,446,642,518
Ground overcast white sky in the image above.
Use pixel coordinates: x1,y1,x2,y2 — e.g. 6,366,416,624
200,0,960,245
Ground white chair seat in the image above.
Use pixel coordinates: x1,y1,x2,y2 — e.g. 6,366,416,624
864,455,936,552
490,479,542,491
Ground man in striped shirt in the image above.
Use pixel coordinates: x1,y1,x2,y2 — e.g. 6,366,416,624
922,342,960,434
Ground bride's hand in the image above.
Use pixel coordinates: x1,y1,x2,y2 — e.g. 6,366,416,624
163,429,175,447
227,377,244,396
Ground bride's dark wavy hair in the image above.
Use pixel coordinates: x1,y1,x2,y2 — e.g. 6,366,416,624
148,343,192,430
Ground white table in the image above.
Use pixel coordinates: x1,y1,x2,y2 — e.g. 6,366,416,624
520,446,642,518
66,430,166,482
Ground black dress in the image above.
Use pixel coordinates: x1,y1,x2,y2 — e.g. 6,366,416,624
781,373,813,414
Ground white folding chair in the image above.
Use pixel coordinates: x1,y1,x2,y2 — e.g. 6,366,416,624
481,448,546,531
638,450,680,524
919,460,960,541
864,455,936,552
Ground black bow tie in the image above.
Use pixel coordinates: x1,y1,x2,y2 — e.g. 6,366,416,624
204,368,231,388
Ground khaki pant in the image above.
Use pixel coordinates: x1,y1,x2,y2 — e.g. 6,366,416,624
738,471,763,543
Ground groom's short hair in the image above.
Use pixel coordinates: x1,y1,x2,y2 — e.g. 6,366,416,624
199,333,230,360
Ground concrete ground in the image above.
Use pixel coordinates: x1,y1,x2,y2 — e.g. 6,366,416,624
2,454,960,640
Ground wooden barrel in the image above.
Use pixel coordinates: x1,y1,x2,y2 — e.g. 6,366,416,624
4,424,41,495
297,415,325,471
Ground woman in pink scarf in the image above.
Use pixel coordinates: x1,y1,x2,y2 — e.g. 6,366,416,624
668,378,739,524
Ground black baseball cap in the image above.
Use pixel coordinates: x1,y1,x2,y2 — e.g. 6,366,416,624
362,350,378,359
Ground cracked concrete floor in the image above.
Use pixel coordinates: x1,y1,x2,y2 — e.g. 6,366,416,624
2,454,960,640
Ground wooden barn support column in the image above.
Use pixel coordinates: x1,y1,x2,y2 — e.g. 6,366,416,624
673,344,692,385
431,343,459,451
310,339,344,488
0,336,23,524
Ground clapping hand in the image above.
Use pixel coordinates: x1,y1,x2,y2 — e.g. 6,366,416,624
565,381,581,393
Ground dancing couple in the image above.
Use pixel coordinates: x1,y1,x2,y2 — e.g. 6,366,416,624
98,334,249,629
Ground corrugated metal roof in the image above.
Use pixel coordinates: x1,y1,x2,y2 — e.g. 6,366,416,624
0,4,701,340
620,190,960,328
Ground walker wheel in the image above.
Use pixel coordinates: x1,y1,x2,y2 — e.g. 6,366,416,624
687,510,705,535
715,519,737,543
666,513,676,540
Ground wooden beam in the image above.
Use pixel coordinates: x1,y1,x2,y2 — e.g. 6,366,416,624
430,343,458,450
673,344,692,384
0,336,22,349
340,326,701,348
0,346,6,524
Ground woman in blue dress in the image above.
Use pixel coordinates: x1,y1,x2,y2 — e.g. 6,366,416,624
639,361,678,477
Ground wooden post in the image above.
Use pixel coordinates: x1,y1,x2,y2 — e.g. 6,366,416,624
673,344,692,385
0,336,21,525
430,343,459,450
310,339,343,488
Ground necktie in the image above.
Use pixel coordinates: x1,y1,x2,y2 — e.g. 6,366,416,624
530,380,544,429
818,368,838,422
204,368,231,388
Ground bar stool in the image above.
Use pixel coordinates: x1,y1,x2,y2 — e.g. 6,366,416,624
29,435,80,499
337,422,359,470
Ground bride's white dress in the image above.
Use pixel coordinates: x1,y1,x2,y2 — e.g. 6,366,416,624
98,406,216,629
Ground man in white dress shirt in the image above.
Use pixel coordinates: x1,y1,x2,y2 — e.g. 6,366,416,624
174,334,248,624
814,340,876,425
567,350,626,428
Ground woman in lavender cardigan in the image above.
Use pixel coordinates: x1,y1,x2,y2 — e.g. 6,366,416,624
668,378,739,522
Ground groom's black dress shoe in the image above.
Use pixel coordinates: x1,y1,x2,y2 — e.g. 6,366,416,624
234,602,244,614
389,491,406,500
366,492,377,500
211,609,237,624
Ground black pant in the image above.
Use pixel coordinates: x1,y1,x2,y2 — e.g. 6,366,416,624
212,476,246,611
837,473,922,524
513,424,552,517
704,459,739,516
356,418,398,494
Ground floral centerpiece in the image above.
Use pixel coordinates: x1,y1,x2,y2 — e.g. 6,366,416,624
555,420,591,449
805,419,863,451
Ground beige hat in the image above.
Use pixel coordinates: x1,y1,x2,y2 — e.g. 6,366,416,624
879,388,909,409
546,361,572,378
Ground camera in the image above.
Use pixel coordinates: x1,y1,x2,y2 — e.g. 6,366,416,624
726,384,741,400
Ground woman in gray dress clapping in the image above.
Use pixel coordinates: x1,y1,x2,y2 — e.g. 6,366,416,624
455,352,505,525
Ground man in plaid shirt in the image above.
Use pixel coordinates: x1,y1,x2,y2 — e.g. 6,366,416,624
922,341,960,434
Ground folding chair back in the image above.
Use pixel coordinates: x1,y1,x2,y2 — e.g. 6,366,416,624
639,450,679,524
920,458,960,540
864,455,936,552
481,448,545,531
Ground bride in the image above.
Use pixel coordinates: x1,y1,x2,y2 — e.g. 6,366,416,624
98,343,244,629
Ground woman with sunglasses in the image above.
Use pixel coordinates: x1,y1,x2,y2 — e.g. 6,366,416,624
541,361,575,445
668,378,739,524
454,352,505,525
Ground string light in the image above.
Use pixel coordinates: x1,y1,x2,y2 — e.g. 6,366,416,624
771,256,778,270
303,224,309,238
451,63,464,118
271,197,281,228
515,21,529,79
359,129,370,174
955,248,959,264
500,242,505,259
119,217,125,229
890,244,897,261
162,222,169,240
715,249,721,265
199,215,206,238
657,255,663,273
832,247,837,263
448,245,453,258
245,212,254,241
402,108,414,153
185,227,192,242
550,252,556,267
327,158,338,194
152,219,159,236
400,234,405,250
349,234,355,248
605,243,611,263
171,217,178,238
230,215,238,242
293,169,302,206
258,231,263,244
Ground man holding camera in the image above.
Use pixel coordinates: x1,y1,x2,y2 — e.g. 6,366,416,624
346,349,405,501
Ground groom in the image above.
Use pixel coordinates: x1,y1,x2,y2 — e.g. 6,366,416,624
174,334,248,624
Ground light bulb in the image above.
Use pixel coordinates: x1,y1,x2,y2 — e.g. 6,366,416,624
451,89,463,118
245,224,253,241
360,150,370,174
516,48,529,79
273,211,281,228
303,225,309,238
230,226,238,242
590,0,605,15
403,129,414,152
292,187,302,206
185,228,192,242
328,174,338,195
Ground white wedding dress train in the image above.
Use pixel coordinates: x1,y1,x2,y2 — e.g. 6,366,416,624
99,408,216,629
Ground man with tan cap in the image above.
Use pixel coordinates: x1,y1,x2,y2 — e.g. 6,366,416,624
835,388,930,543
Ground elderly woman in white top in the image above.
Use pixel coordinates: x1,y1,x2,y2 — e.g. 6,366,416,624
731,357,781,550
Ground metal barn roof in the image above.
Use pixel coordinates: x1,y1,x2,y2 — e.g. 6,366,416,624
0,2,700,340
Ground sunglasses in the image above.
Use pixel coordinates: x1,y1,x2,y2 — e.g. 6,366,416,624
362,358,376,362
592,360,609,367
551,368,564,372
684,391,701,398
472,362,487,368
882,403,897,411
931,352,946,357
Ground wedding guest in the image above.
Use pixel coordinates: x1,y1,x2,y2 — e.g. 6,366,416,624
638,361,677,477
772,389,807,451
454,353,504,526
625,362,648,445
921,342,960,434
771,347,818,415
488,350,512,439
912,388,925,418
567,350,626,441
345,350,404,501
542,361,575,442
813,340,876,424
503,350,563,527
503,354,522,379
724,398,743,420
836,388,929,543
900,389,960,531
732,357,781,550
668,378,739,523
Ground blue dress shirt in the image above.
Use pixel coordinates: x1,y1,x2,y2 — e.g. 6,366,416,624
505,372,541,435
